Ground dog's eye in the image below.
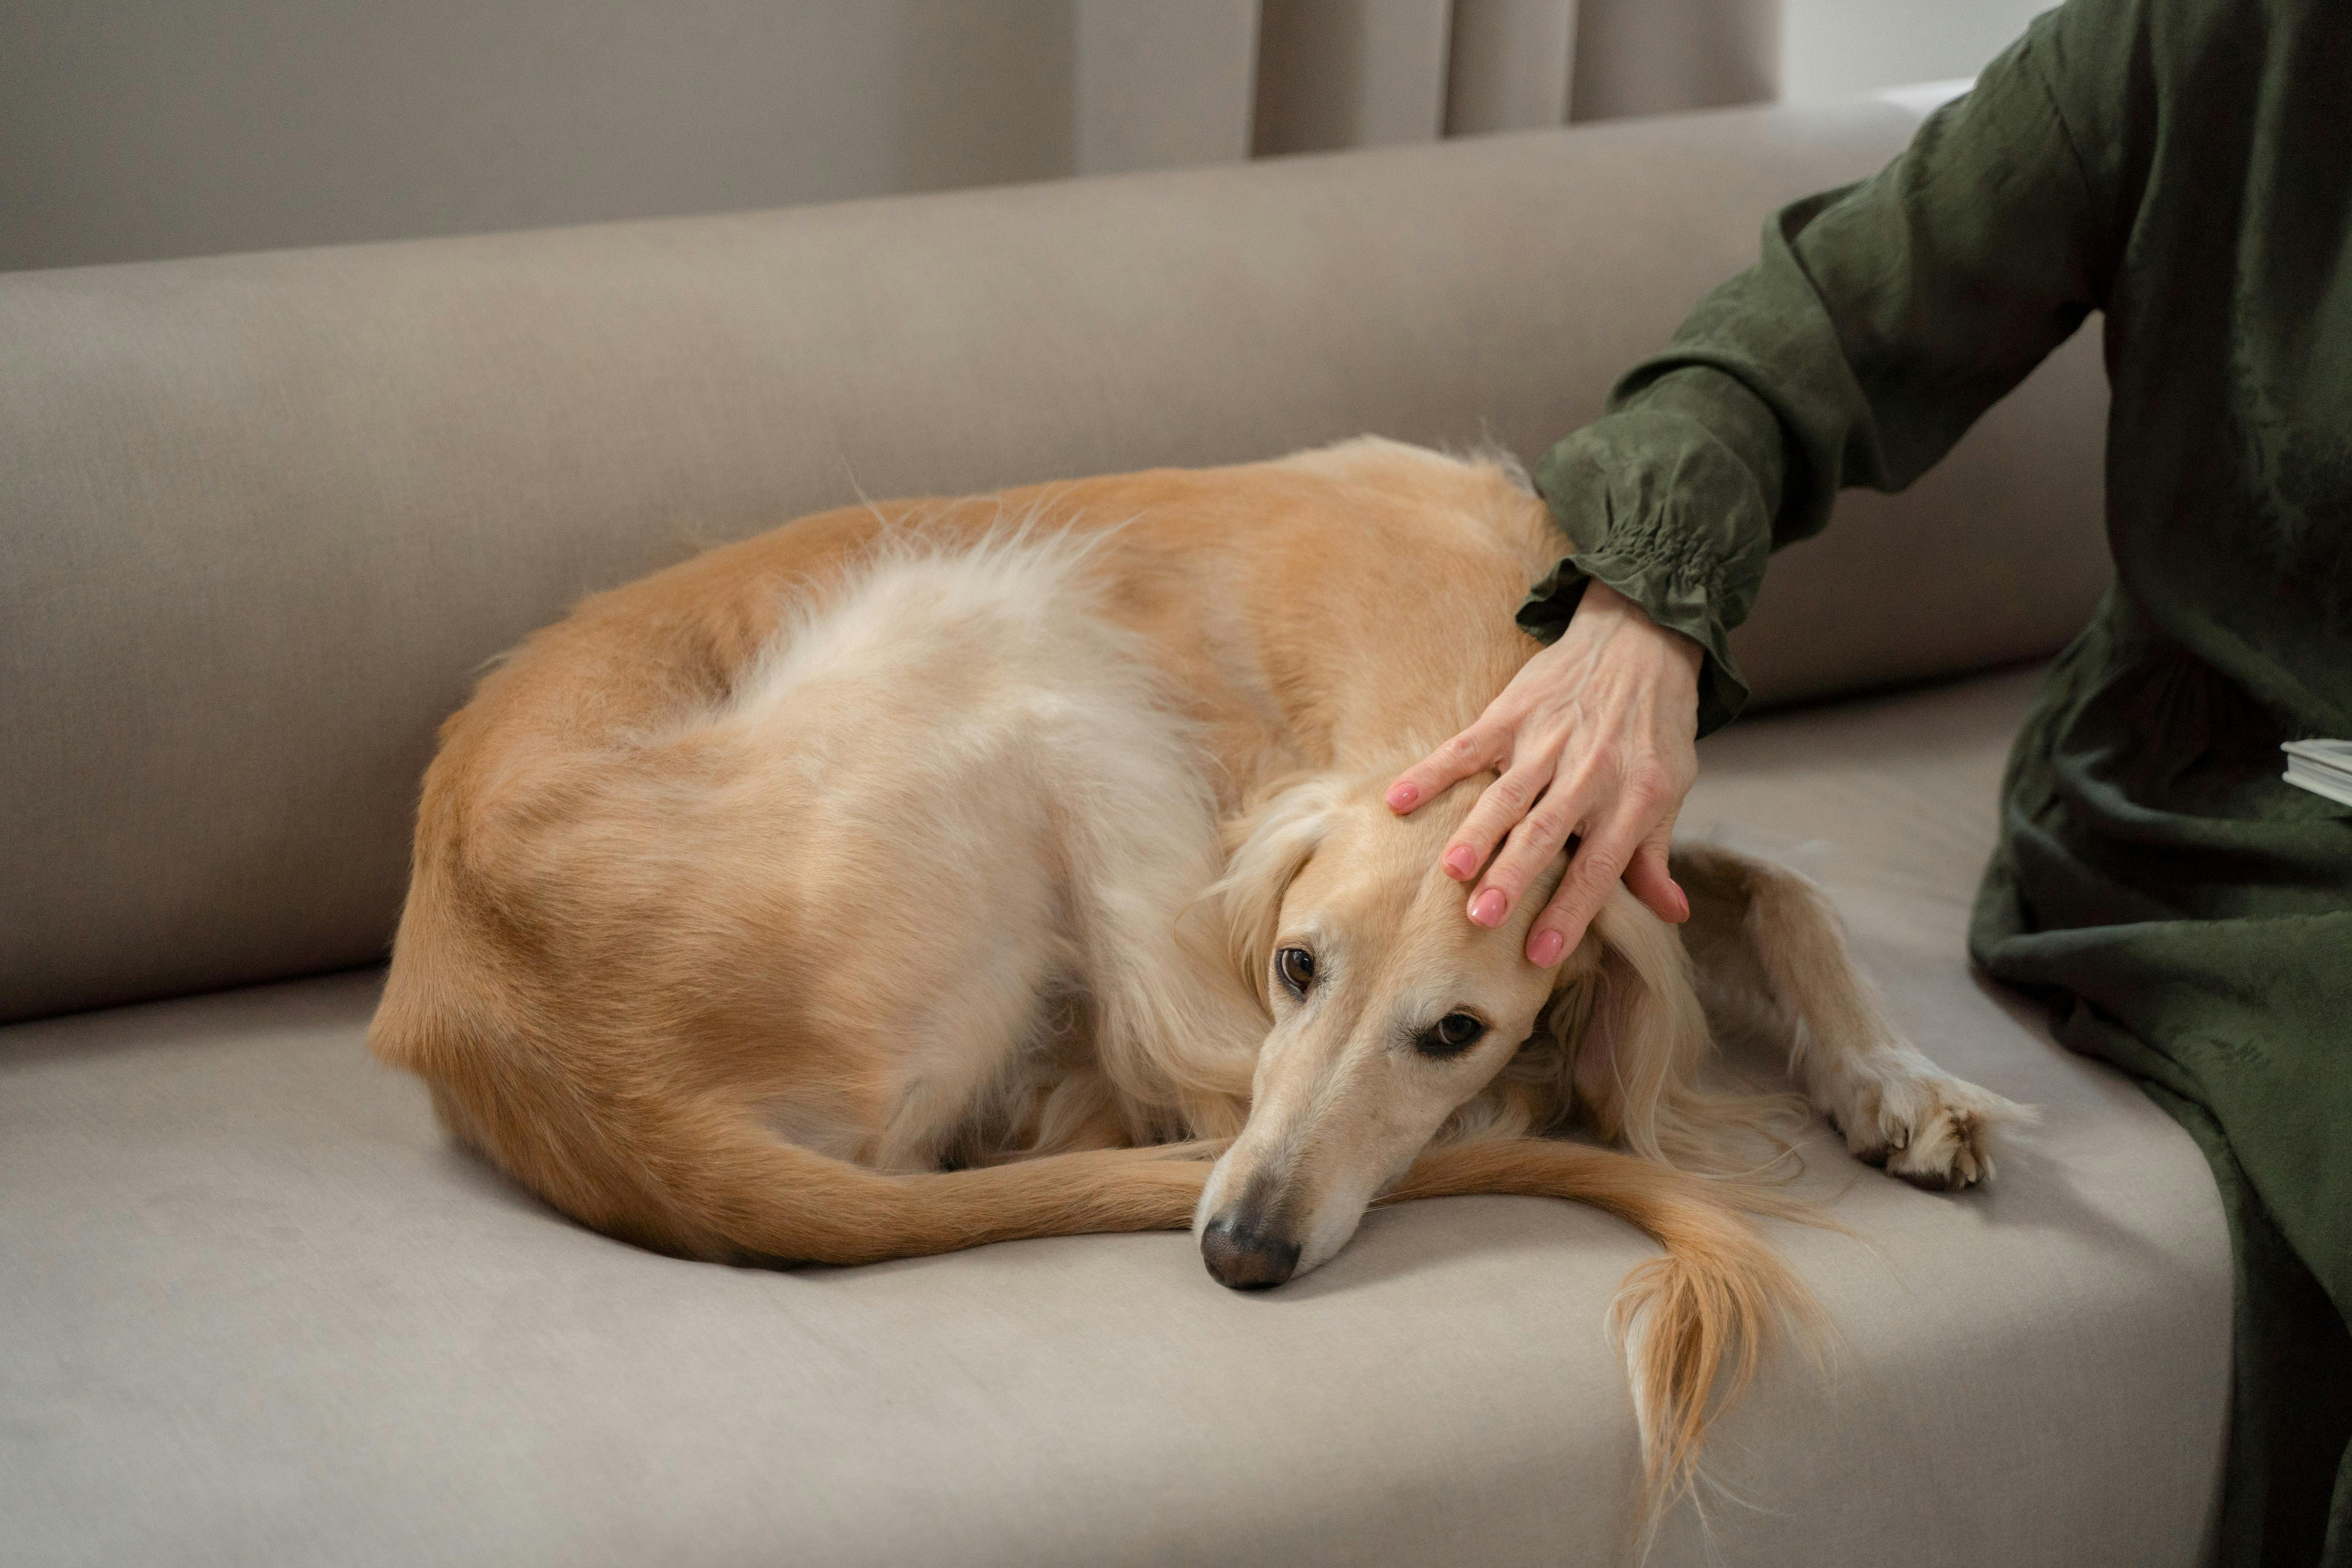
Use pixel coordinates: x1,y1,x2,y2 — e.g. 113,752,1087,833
1275,947,1316,993
1420,1012,1487,1056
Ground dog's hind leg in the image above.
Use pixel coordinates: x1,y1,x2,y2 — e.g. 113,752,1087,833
1670,843,2027,1190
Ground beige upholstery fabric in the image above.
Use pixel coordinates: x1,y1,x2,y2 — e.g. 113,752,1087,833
0,100,2109,1024
0,668,2226,1567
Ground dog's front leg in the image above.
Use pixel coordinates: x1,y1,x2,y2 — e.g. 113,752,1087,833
1673,843,2028,1190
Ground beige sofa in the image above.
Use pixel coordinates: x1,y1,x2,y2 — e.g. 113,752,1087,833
0,100,2230,1566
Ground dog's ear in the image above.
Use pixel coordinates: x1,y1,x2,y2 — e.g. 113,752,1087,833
1198,773,1347,1005
1563,889,1712,1163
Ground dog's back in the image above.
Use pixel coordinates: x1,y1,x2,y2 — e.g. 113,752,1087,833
379,523,1223,1254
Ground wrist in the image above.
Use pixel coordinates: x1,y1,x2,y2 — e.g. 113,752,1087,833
1581,579,1704,681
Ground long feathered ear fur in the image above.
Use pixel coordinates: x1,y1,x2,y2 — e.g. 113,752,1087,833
1571,890,1713,1164
1562,889,1807,1178
1196,774,1348,1006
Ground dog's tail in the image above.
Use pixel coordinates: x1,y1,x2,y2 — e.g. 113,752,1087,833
428,1081,1223,1265
648,1117,1815,1545
686,1132,1221,1263
429,1067,1810,1546
1385,1137,1824,1550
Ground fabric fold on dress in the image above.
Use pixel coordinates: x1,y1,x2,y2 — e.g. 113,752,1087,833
1519,1,2352,1559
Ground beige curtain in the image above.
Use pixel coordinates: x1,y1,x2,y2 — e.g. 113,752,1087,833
1570,0,1780,122
1073,0,1263,175
3,0,1991,270
1069,0,1786,174
1250,0,1585,154
1445,0,1582,136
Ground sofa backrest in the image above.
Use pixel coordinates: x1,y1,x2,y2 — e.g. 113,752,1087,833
0,100,2109,1025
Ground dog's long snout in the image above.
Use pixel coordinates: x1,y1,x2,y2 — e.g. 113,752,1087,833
1200,1211,1301,1290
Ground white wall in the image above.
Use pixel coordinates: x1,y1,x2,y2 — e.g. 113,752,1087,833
1780,0,2047,101
1569,0,2038,122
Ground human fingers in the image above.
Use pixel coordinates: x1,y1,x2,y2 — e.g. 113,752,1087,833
1487,749,1682,940
1521,807,1648,966
1440,755,1560,886
1464,771,1588,927
1385,719,1509,816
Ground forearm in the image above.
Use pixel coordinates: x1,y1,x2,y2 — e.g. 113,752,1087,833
1524,2,2118,735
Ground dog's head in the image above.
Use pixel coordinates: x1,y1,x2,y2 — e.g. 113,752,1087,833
1192,771,1702,1288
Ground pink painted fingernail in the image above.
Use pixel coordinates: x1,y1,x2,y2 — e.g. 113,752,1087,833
1443,846,1479,880
1530,929,1566,967
1469,888,1508,927
1386,781,1418,811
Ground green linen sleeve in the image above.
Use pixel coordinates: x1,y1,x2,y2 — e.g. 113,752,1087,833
1524,5,2126,735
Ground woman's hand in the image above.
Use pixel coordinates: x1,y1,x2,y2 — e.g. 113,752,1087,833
1383,579,1702,967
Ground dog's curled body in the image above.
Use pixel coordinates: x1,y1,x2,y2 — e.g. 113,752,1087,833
377,440,1537,1246
373,438,2018,1532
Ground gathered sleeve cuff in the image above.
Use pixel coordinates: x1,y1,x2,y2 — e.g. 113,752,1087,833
1521,367,1788,737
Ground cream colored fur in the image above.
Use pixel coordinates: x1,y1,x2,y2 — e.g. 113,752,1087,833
370,438,2022,1544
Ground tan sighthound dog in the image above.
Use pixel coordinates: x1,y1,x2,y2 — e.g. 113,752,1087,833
371,438,2019,1530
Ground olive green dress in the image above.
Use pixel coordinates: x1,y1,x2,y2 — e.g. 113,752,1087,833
1519,1,2352,1559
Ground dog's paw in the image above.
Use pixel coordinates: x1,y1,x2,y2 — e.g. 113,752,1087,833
1824,1065,2025,1192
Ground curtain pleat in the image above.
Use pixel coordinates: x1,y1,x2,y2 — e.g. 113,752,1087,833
1066,0,1781,173
1252,0,1454,156
1073,0,1263,176
1568,0,1781,122
1445,0,1579,136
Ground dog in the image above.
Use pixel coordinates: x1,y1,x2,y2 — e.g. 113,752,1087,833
370,437,2020,1528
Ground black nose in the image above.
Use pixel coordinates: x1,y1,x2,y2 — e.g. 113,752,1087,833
1200,1214,1301,1290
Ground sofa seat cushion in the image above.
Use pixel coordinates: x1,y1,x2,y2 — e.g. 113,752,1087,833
0,667,2229,1567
